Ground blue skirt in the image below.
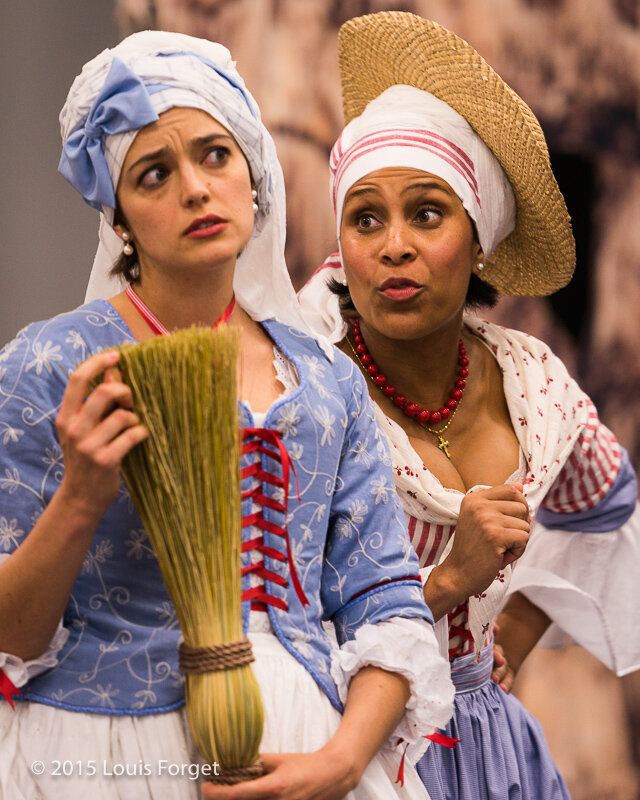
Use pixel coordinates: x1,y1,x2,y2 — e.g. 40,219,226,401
417,645,571,800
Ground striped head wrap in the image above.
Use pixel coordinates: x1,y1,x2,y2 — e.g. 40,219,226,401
330,85,516,260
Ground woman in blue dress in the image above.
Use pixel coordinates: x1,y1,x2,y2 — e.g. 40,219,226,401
0,30,454,800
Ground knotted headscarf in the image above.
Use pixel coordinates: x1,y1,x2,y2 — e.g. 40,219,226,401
59,30,324,344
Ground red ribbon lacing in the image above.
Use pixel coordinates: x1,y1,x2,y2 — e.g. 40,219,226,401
448,600,474,660
395,732,460,786
0,670,20,710
241,428,308,611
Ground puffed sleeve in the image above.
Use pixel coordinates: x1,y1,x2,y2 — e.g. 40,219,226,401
509,408,640,675
0,325,71,680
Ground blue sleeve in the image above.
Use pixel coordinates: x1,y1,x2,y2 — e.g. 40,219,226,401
319,360,432,643
537,447,637,532
0,325,68,556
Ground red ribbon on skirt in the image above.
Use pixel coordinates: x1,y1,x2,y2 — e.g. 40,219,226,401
0,669,20,710
395,731,460,786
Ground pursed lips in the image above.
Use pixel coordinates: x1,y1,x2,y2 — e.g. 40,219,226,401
378,277,423,300
183,215,227,237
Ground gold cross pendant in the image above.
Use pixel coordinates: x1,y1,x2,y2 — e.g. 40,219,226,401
437,436,451,460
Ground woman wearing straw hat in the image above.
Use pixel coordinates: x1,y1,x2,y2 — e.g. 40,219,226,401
0,31,454,800
300,11,640,800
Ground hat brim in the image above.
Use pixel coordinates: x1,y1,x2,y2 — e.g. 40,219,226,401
338,11,575,296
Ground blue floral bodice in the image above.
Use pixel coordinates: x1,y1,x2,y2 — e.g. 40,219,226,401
0,301,430,714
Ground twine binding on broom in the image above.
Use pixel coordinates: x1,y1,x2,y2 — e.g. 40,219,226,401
179,638,255,674
208,760,266,785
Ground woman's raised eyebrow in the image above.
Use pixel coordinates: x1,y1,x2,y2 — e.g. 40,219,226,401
402,180,454,195
192,133,235,148
127,134,235,173
345,185,383,203
128,147,169,172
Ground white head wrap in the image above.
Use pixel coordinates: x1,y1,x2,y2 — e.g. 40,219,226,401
331,85,516,256
60,30,326,348
298,84,516,342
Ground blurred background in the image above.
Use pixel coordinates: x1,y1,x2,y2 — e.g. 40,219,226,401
1,1,638,796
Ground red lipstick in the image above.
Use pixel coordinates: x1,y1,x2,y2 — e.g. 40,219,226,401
184,215,228,238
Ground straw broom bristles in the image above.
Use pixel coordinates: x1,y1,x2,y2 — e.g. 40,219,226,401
111,325,263,776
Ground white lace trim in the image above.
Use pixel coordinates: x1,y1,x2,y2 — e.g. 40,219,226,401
273,346,299,395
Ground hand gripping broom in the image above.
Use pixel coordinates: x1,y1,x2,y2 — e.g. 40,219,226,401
113,325,264,784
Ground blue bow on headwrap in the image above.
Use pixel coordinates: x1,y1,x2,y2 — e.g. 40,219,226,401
58,57,160,210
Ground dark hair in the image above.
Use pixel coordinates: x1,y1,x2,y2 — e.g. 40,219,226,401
328,271,499,317
109,251,139,284
466,273,499,309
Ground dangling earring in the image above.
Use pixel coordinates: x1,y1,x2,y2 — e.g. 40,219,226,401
476,261,485,273
251,188,259,213
122,231,134,256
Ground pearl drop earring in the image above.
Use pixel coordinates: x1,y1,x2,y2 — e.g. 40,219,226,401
251,188,259,213
476,262,485,273
122,231,134,256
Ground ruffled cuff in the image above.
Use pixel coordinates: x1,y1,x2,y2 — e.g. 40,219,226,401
0,623,69,687
0,555,69,687
330,616,454,754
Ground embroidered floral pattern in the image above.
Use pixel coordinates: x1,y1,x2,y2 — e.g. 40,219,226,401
26,340,63,375
0,516,24,550
1,306,428,714
0,423,23,445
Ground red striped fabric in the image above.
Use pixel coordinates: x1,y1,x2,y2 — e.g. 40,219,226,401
425,523,446,566
409,516,455,569
308,252,342,279
330,128,479,209
543,403,621,513
405,512,473,657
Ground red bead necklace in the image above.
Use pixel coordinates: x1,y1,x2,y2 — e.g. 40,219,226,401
348,317,469,460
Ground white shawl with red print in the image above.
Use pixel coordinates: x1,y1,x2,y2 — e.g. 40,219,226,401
393,315,619,517
298,263,639,673
385,316,639,674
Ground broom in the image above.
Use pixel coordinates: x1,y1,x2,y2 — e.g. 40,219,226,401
110,325,264,784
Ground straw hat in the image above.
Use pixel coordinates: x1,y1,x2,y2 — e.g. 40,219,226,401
337,11,575,296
